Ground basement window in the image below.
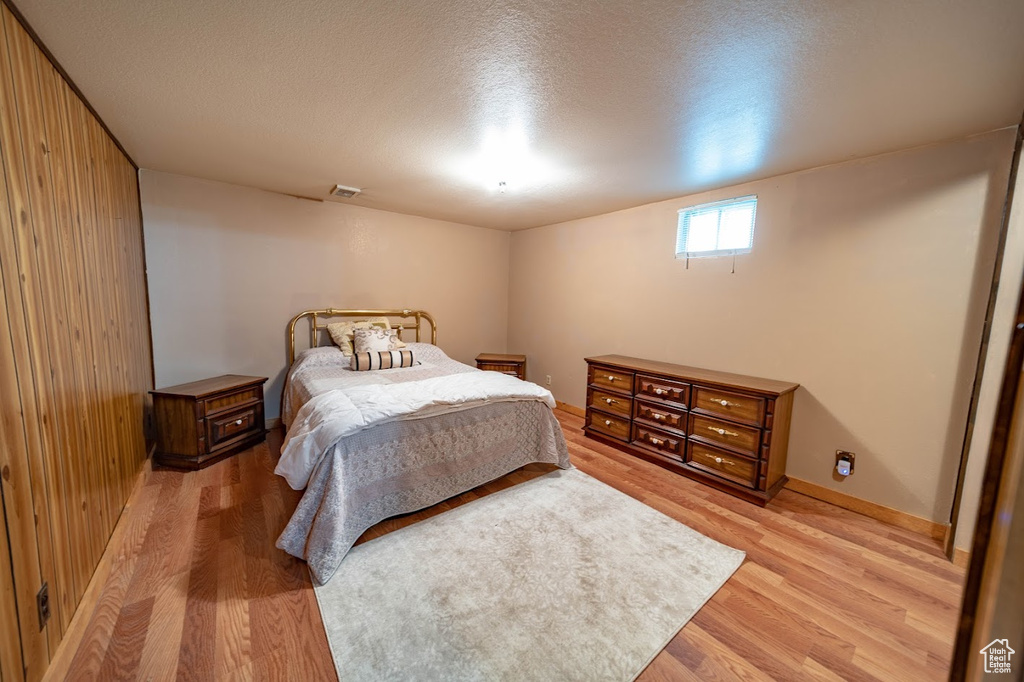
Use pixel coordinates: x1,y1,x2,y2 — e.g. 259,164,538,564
675,195,757,259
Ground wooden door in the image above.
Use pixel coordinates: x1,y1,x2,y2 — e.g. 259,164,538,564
950,123,1024,680
0,5,154,679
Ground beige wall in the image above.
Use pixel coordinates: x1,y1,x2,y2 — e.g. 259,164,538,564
141,130,1016,525
508,130,1016,523
954,143,1024,550
141,170,509,419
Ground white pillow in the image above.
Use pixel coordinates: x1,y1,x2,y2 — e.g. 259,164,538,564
353,326,404,353
326,317,390,356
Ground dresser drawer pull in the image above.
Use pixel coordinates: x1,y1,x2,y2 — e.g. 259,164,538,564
604,398,618,405
713,456,734,466
235,419,243,426
606,375,618,382
650,437,663,446
654,388,664,395
707,426,739,437
604,419,612,426
713,398,733,407
652,412,665,420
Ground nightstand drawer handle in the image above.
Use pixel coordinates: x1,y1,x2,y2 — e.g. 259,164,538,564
235,419,243,426
707,426,738,437
604,398,618,405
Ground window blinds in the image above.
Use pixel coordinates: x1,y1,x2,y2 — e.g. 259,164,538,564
676,195,757,259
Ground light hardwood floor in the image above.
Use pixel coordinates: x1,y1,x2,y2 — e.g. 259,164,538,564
50,409,965,680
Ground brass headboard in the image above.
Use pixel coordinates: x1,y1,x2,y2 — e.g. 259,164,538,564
287,308,437,365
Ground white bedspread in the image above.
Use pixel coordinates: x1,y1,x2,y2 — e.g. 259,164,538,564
276,371,557,489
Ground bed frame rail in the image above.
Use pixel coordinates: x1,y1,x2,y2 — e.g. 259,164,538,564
287,308,437,365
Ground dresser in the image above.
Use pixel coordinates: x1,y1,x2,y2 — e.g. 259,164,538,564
475,353,527,381
151,374,268,470
584,355,798,505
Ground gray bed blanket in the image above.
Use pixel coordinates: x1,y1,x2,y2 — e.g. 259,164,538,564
276,346,571,584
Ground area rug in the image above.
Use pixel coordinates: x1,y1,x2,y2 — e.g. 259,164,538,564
313,467,744,681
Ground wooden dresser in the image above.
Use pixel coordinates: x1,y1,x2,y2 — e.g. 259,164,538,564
151,374,268,470
584,355,798,505
476,353,527,380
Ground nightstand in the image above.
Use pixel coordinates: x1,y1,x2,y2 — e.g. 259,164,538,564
151,374,268,469
475,353,527,381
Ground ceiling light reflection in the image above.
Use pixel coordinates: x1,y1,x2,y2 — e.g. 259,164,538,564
450,121,562,194
676,15,800,187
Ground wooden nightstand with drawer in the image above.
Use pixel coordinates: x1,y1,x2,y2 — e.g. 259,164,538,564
475,353,527,380
151,374,268,470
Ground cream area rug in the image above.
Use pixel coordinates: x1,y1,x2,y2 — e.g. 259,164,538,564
313,468,744,681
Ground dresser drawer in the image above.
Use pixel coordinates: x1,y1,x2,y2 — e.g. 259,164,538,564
479,362,519,373
205,387,261,416
636,375,689,407
588,388,632,417
586,409,631,441
589,365,634,394
687,441,757,489
634,399,686,432
690,413,761,458
585,355,798,505
692,385,765,426
207,406,260,450
632,424,685,461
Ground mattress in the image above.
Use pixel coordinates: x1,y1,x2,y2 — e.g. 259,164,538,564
276,343,572,583
281,342,476,427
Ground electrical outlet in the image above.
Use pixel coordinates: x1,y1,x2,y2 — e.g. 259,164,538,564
835,450,855,474
545,375,552,386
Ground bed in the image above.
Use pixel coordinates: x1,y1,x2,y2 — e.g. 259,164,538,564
275,309,572,584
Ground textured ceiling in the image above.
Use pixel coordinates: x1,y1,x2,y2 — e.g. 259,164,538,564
14,0,1024,230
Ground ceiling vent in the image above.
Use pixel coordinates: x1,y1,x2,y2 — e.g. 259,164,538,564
331,184,361,199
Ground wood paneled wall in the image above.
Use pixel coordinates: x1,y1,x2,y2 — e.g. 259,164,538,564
0,3,152,681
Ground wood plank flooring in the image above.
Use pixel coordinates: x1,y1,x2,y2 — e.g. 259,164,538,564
51,410,965,681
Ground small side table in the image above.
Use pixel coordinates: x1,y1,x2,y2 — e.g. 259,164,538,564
475,353,527,381
151,374,268,469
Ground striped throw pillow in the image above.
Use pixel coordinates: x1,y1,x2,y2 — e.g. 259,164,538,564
350,350,415,371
